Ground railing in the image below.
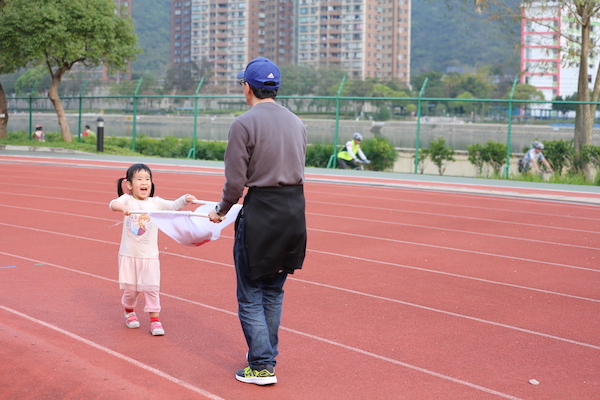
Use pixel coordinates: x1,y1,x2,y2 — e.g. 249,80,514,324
4,78,600,177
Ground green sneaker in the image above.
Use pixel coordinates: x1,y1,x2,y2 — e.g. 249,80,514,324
235,365,277,385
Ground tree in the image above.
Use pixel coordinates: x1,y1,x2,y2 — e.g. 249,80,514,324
0,0,30,138
449,91,476,115
0,0,140,141
552,93,578,115
467,0,600,178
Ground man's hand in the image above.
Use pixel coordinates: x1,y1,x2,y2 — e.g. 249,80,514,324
208,210,225,223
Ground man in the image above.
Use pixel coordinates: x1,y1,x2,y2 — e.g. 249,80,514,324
518,140,553,175
337,132,370,169
208,57,307,386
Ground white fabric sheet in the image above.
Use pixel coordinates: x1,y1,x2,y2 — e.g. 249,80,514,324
147,203,241,246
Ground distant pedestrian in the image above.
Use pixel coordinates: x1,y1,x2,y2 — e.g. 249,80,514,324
82,125,93,137
32,125,45,142
109,163,197,336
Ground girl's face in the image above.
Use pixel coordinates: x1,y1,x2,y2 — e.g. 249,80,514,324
127,170,152,201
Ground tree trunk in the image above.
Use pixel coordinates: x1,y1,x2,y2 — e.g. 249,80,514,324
48,67,72,142
573,5,594,179
0,82,8,139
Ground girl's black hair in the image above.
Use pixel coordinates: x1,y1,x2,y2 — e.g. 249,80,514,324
116,163,155,197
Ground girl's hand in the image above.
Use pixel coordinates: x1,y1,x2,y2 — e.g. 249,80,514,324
185,194,198,203
122,206,131,216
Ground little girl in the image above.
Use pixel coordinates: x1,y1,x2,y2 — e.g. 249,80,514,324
110,163,197,336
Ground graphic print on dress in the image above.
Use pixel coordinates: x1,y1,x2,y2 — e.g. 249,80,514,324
129,213,152,236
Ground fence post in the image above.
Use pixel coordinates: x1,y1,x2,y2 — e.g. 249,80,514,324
131,78,143,151
188,77,205,159
413,78,428,173
77,80,88,142
28,80,37,140
326,75,347,168
503,78,519,178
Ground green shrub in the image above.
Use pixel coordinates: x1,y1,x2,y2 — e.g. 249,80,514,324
105,136,131,149
306,143,334,168
196,140,227,160
7,130,29,140
467,140,507,176
374,106,391,121
414,148,430,174
426,137,455,175
135,135,162,156
582,144,600,169
467,143,485,175
542,139,574,175
360,136,399,171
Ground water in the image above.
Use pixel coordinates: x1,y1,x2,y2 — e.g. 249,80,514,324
6,112,598,152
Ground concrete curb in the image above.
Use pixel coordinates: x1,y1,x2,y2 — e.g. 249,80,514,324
0,145,93,155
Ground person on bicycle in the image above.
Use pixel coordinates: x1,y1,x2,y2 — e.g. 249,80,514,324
337,132,370,169
518,140,553,175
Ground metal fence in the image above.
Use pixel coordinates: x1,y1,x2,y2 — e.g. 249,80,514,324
4,78,600,178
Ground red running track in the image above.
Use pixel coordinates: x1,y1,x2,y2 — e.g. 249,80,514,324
0,154,599,400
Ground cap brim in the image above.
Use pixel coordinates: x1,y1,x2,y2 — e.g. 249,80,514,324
237,70,245,79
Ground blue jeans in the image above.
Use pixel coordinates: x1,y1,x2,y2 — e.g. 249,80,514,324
234,214,287,368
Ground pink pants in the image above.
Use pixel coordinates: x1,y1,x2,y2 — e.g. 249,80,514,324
121,289,161,313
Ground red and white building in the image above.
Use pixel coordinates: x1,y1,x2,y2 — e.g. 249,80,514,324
520,1,599,102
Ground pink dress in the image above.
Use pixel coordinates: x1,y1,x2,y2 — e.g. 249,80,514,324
110,194,188,292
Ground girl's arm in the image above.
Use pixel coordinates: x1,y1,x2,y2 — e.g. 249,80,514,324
110,200,131,215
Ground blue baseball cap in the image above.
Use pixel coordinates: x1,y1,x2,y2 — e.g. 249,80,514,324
237,57,280,90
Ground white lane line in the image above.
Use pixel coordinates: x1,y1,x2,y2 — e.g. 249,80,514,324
310,227,600,274
0,305,226,400
307,249,600,304
1,249,598,352
308,211,600,251
162,294,523,400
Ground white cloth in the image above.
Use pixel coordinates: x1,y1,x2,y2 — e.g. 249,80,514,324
148,203,242,246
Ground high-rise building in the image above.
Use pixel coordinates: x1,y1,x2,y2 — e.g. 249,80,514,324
296,0,410,81
520,1,599,102
171,0,411,88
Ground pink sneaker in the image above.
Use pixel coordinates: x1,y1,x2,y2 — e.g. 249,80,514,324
150,321,165,336
124,311,140,329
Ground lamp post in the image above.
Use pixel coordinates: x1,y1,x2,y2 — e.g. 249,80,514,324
96,117,104,152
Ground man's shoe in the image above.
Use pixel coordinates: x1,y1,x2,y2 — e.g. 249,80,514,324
235,365,277,385
124,311,140,329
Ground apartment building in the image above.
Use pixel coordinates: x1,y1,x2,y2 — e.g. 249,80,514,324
521,1,599,102
171,0,411,88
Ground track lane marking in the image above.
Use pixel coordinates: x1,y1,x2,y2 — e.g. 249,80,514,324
0,305,226,400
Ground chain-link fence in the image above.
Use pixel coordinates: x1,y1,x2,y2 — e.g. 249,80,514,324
3,79,599,178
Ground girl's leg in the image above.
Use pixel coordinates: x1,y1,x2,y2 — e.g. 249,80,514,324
143,289,165,336
121,289,138,309
121,289,140,329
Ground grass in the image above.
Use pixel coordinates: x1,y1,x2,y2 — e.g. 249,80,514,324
2,130,598,186
1,130,144,157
